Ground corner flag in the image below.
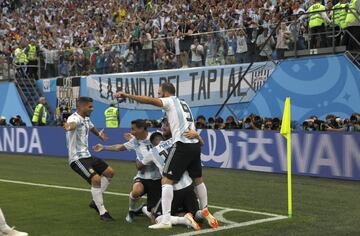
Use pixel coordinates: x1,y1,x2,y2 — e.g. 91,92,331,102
280,97,292,218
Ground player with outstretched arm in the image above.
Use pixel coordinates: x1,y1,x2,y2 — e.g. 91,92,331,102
114,82,218,229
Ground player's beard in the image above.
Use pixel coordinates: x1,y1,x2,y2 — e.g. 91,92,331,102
85,110,92,117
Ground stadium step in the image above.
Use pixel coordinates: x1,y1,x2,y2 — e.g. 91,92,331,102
14,74,56,126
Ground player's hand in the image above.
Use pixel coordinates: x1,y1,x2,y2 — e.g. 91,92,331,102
63,122,71,131
99,129,108,141
124,132,134,141
93,144,104,152
183,129,199,139
114,91,127,99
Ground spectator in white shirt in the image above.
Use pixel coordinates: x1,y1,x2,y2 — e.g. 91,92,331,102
225,31,237,64
256,28,275,61
190,39,204,67
235,30,249,64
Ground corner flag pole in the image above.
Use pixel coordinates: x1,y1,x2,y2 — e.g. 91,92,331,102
280,97,292,218
287,123,292,218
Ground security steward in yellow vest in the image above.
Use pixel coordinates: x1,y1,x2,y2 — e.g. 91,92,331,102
332,0,347,46
25,39,38,79
14,44,28,78
104,104,119,128
32,97,47,126
308,0,331,48
343,0,360,50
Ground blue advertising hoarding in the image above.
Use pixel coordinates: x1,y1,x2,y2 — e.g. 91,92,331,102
0,127,359,181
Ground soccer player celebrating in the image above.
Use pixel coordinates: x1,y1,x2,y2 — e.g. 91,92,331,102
93,119,162,223
139,130,202,231
114,82,218,229
64,97,115,221
0,208,28,236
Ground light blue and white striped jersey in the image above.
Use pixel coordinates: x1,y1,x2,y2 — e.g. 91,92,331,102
160,96,198,144
66,112,94,164
142,138,193,191
124,133,162,180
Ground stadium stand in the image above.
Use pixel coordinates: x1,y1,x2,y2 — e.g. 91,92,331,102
1,0,358,78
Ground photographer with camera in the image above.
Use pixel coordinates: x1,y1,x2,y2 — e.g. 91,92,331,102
302,116,324,131
195,115,207,129
244,114,263,130
348,113,360,132
224,116,238,129
214,117,226,129
322,114,347,132
0,116,8,126
9,115,26,126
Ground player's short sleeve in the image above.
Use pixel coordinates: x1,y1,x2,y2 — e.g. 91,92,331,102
66,115,80,125
123,138,136,151
159,97,173,111
89,119,95,129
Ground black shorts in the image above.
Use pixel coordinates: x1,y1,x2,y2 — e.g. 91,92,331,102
70,157,109,184
134,178,162,212
154,185,199,216
163,142,202,181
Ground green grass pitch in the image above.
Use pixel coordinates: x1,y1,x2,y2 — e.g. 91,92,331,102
0,154,359,236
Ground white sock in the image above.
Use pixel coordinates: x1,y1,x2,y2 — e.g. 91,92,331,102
161,184,173,224
91,187,107,215
195,210,205,221
129,192,140,211
195,183,208,209
170,216,188,226
142,206,152,219
101,176,111,193
0,209,12,233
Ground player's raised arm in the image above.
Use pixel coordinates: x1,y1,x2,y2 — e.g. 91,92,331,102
93,143,127,152
114,92,163,107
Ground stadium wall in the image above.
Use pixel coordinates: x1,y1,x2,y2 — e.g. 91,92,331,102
36,62,273,127
0,81,32,126
241,54,360,121
36,54,360,128
0,127,359,181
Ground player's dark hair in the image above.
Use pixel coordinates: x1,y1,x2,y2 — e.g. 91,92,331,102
131,119,147,130
77,96,93,104
150,132,164,145
160,82,176,95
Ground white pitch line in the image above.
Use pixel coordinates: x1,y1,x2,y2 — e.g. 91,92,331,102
0,178,288,236
169,216,288,236
0,178,284,218
0,178,286,218
213,209,238,224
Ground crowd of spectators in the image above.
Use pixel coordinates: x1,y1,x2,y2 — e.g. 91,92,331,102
0,0,327,78
0,115,26,126
1,113,359,132
192,113,360,131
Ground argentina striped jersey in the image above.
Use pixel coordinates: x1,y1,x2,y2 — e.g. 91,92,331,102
124,133,162,180
141,138,193,191
66,112,93,164
159,96,198,144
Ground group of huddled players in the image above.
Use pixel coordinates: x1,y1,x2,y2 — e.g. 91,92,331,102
64,82,218,231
